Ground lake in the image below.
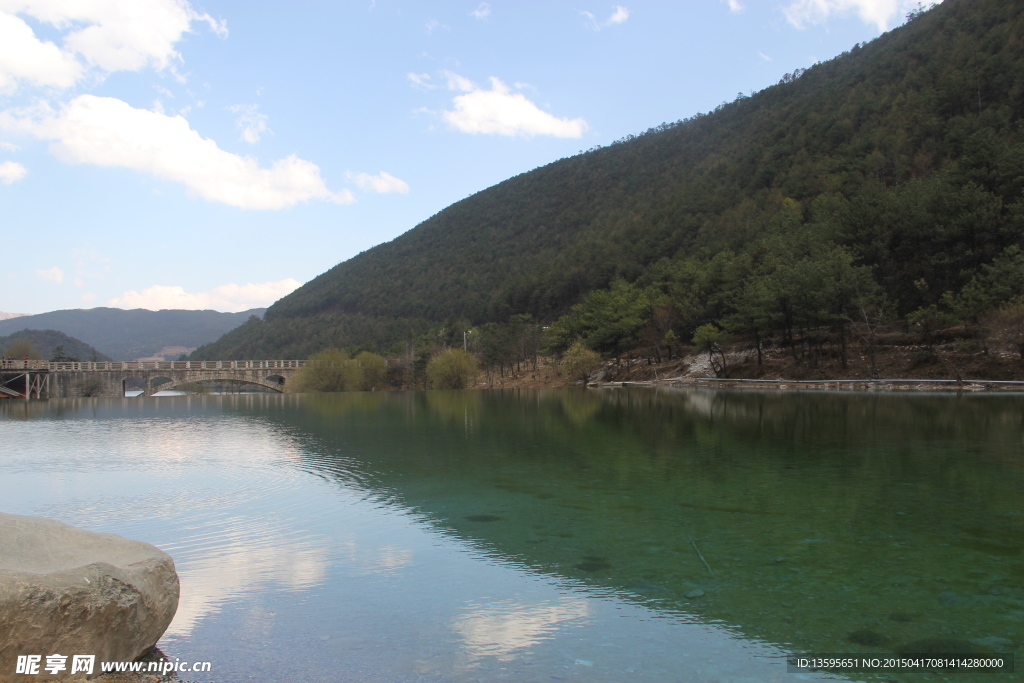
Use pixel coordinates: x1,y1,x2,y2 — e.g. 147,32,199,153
1,388,1021,682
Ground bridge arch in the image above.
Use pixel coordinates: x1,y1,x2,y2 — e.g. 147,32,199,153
149,376,173,394
144,375,285,397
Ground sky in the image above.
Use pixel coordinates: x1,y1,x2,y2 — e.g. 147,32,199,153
0,0,927,315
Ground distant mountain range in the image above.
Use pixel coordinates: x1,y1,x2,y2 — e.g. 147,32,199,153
0,308,264,360
0,312,24,321
0,329,112,362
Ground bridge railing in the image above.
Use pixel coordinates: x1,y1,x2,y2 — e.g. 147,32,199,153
0,360,308,371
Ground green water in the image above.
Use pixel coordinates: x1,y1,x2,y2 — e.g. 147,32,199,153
286,389,1024,665
1,388,1021,681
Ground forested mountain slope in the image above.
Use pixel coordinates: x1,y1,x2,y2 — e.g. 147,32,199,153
194,0,1024,360
0,329,112,362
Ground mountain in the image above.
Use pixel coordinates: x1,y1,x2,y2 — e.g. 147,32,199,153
193,0,1024,360
0,308,265,361
0,329,112,362
0,312,24,321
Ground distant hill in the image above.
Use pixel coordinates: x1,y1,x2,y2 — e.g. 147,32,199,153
0,329,112,362
0,312,24,321
193,0,1024,360
0,308,264,360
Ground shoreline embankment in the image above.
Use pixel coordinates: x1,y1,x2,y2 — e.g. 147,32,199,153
592,376,1024,392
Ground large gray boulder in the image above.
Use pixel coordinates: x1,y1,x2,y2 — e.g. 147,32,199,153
0,513,179,682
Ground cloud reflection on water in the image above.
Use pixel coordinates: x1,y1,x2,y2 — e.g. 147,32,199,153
452,598,591,662
167,535,332,637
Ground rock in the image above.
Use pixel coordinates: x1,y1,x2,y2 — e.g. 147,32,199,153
684,589,705,599
0,513,179,683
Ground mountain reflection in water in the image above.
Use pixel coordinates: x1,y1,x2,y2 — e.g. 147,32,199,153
281,389,1024,665
1,388,1020,681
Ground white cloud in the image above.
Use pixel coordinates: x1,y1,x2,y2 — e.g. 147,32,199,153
783,0,919,30
425,19,447,34
0,141,17,151
0,10,82,92
407,72,435,89
441,75,587,138
721,0,744,12
442,70,475,92
607,5,630,24
0,0,226,93
582,5,630,31
1,95,352,209
348,171,409,194
228,103,269,143
470,2,490,19
108,278,303,312
35,265,63,283
758,51,773,61
0,159,26,183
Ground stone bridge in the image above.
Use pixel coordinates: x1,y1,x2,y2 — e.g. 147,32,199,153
0,360,306,399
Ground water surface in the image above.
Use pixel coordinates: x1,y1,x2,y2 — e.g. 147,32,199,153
1,388,1021,682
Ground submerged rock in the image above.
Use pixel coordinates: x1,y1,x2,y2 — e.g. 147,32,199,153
970,636,1014,651
0,513,179,682
846,628,889,647
937,592,964,605
574,556,611,572
465,514,502,523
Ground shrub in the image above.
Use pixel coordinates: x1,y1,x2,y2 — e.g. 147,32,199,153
355,351,388,390
560,341,602,384
295,349,363,393
426,349,478,389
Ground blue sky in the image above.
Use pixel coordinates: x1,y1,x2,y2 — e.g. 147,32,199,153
0,0,923,315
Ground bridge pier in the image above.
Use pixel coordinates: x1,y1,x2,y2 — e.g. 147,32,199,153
0,370,50,399
50,370,148,399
